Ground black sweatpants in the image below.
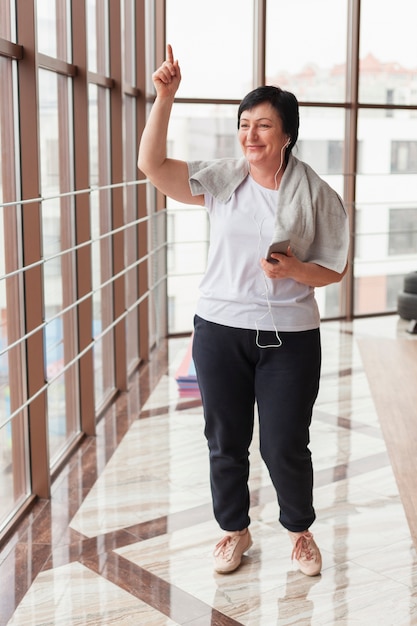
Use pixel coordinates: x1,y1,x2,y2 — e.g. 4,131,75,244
192,315,321,533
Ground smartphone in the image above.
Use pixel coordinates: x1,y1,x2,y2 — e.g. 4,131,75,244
266,239,290,263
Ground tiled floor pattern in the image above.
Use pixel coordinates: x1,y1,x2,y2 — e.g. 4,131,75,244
1,316,417,625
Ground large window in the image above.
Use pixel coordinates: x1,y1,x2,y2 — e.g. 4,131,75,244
164,0,417,331
1,0,417,541
0,0,148,539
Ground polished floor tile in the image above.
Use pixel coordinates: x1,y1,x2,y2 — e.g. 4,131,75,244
7,561,178,625
2,316,417,625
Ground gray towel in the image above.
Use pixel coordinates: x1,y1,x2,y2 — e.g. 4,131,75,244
188,157,249,203
188,154,349,273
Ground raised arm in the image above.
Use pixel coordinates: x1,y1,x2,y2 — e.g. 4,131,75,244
138,44,204,206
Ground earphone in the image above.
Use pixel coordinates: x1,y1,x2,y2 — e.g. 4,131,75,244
273,138,291,190
255,137,292,346
252,213,283,349
255,276,283,349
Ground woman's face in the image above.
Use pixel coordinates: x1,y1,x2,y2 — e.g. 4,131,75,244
238,102,289,169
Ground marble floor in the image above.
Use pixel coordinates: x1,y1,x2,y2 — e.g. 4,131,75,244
1,315,417,625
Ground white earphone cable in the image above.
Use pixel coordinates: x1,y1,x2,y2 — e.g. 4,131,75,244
251,140,289,348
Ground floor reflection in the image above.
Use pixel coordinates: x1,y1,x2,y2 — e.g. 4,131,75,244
2,317,417,625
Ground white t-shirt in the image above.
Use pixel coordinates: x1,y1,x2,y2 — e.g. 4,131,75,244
196,175,320,332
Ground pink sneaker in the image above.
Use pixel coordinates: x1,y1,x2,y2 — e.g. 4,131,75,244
213,529,253,574
289,530,322,576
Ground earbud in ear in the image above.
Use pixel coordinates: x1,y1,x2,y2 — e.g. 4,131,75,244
286,137,291,146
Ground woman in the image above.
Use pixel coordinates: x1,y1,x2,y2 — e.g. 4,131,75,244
138,45,349,577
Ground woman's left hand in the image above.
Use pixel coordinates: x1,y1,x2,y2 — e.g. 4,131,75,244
261,246,299,279
261,247,348,287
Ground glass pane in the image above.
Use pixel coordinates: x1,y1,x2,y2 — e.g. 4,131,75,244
86,0,97,72
122,0,136,86
266,0,348,103
90,188,115,406
38,69,80,463
89,84,114,407
0,56,30,526
37,0,71,60
166,0,254,99
123,96,139,368
0,415,30,529
297,107,345,191
87,0,109,74
166,103,237,333
355,109,417,315
37,0,57,57
0,0,16,40
292,106,346,319
168,103,241,162
359,0,417,105
167,207,209,334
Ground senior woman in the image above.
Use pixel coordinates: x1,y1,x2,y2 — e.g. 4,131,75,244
138,45,349,577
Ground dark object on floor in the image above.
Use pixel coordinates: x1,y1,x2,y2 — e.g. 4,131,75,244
397,271,417,323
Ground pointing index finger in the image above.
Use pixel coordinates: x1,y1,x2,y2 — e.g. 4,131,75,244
166,43,174,64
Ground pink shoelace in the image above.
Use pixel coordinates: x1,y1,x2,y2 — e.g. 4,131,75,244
291,531,316,562
213,534,241,562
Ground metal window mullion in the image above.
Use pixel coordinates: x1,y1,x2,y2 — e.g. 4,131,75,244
0,37,23,59
344,0,361,320
16,0,50,499
253,0,266,88
0,178,146,209
148,0,168,347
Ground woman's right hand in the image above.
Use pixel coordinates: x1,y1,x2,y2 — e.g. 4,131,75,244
152,44,181,98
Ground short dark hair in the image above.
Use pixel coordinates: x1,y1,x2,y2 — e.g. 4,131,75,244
238,86,299,162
